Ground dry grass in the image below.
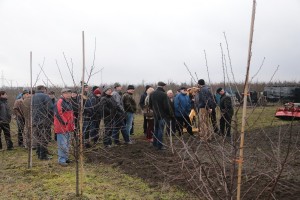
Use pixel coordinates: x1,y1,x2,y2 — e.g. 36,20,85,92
0,105,292,199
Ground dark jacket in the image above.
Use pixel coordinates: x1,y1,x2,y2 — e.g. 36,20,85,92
0,98,11,123
79,94,93,119
99,94,117,121
149,87,173,120
71,96,79,119
220,93,234,116
196,85,216,110
122,92,137,113
73,94,94,121
90,94,102,120
174,93,191,117
32,91,53,125
139,92,147,110
112,90,125,117
168,97,175,114
54,97,75,133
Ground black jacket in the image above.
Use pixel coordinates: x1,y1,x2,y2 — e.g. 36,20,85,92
90,94,102,120
0,98,11,123
220,93,234,116
32,91,53,125
149,87,173,120
99,94,117,121
139,92,147,110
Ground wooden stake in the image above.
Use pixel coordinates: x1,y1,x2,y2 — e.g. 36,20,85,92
79,31,86,196
237,1,256,199
28,51,33,169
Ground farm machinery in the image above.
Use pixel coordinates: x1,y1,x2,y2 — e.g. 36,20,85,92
275,102,300,119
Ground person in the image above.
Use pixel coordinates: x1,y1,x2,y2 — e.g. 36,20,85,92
48,91,57,105
71,90,79,128
0,91,14,150
20,90,35,149
195,79,217,140
13,90,29,147
47,91,56,142
80,83,93,148
187,87,200,127
32,85,53,160
90,88,102,144
174,87,194,136
149,81,173,150
139,85,152,136
54,88,75,166
111,83,130,145
99,86,117,148
122,85,137,140
216,88,234,137
166,90,176,136
144,87,155,142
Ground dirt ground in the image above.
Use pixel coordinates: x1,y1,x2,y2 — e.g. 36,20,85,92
86,122,300,200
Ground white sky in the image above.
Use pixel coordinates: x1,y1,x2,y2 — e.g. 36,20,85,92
0,0,300,87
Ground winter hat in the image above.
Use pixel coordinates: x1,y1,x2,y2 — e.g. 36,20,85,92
114,82,121,88
145,85,152,91
22,90,29,95
103,85,112,93
216,87,223,94
93,88,101,95
180,86,187,91
157,81,166,87
198,79,205,86
127,85,135,90
92,86,99,92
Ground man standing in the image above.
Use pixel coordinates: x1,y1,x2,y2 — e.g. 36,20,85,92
0,91,13,150
122,85,137,140
166,90,176,136
32,85,53,160
13,90,29,147
174,87,194,136
90,88,102,144
112,83,130,145
195,79,217,140
80,83,93,148
99,86,117,148
216,88,233,137
139,85,152,136
54,88,75,166
20,90,35,149
149,81,173,150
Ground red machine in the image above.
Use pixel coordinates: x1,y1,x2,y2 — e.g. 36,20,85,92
275,102,300,119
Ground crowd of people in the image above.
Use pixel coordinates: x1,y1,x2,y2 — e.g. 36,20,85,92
0,79,234,166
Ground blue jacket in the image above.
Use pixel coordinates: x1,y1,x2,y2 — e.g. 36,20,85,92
174,93,191,117
195,85,216,110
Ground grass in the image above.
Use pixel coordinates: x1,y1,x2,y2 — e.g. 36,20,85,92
0,146,189,200
0,105,294,199
236,105,291,131
0,116,190,200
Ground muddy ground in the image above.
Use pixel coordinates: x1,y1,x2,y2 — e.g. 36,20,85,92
86,122,300,200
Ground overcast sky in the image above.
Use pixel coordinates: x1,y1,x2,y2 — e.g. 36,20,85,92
1,0,299,88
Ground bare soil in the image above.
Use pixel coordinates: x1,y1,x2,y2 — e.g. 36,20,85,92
86,122,300,200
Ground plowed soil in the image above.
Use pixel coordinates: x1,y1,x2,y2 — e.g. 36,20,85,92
86,122,300,199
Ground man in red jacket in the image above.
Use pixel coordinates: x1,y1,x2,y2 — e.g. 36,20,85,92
54,88,75,166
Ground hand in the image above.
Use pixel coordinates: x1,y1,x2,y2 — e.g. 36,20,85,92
208,109,212,113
